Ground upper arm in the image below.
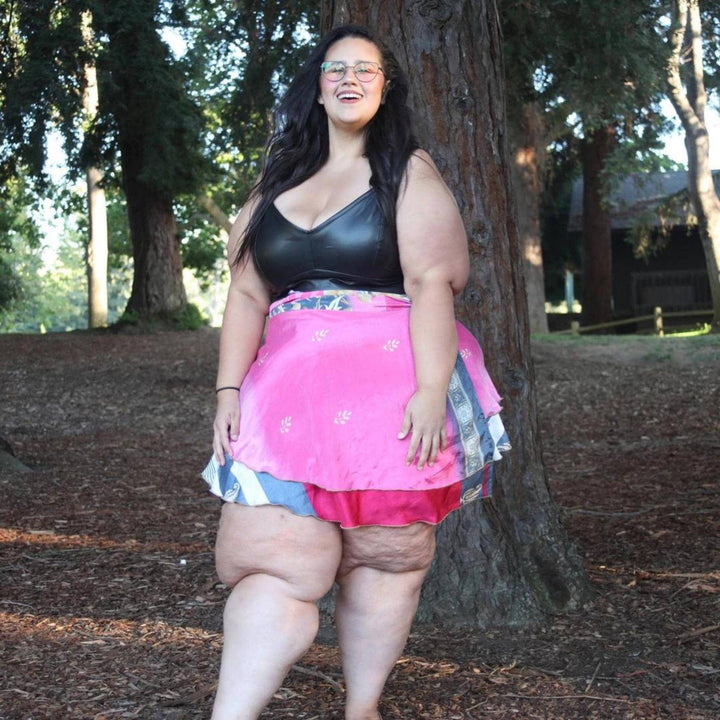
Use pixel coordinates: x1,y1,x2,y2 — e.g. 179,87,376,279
226,194,272,312
396,150,469,296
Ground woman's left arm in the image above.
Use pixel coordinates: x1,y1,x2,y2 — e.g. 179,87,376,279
397,150,470,470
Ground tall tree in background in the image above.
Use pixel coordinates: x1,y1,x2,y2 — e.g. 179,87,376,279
81,10,108,328
322,0,589,625
501,1,670,327
1,0,210,321
580,123,615,325
501,5,554,333
92,0,206,319
509,102,549,333
666,0,720,331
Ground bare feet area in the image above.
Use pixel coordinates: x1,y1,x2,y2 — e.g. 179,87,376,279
1,329,718,719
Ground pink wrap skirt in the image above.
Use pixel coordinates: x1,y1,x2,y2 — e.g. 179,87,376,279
202,290,510,528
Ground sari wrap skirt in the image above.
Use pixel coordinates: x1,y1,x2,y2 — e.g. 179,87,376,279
202,290,511,528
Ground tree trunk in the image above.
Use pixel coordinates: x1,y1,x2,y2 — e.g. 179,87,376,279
322,0,589,626
86,164,109,327
81,12,108,329
122,143,186,318
100,1,188,321
510,101,549,333
580,124,615,327
667,0,720,332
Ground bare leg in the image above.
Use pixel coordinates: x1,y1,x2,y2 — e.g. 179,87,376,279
335,524,436,720
211,504,342,720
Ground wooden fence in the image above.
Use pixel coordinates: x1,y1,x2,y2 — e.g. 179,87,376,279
553,307,714,337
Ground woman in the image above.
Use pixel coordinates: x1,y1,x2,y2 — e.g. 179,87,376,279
202,24,510,720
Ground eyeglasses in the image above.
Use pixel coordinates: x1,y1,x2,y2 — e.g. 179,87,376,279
320,61,384,83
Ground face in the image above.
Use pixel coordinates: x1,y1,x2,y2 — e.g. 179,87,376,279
318,36,387,131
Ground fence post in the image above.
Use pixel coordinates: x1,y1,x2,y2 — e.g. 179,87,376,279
565,270,575,313
654,306,664,337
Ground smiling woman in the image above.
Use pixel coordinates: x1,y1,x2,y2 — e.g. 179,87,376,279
200,24,509,720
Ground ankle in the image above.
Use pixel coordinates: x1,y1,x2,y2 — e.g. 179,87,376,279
345,707,382,720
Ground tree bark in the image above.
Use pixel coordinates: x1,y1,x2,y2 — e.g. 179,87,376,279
82,12,108,329
580,124,615,327
86,164,109,327
322,0,589,626
122,142,187,319
510,101,549,333
667,0,720,332
101,1,188,321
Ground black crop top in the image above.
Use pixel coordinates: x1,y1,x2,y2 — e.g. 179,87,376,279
253,189,405,297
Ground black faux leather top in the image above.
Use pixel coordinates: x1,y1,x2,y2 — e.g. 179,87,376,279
253,189,405,297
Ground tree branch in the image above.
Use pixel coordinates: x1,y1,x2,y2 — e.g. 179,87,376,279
666,0,703,140
688,0,706,122
197,193,232,233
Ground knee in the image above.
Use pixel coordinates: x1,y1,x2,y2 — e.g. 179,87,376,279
215,553,245,589
215,542,338,601
214,529,248,588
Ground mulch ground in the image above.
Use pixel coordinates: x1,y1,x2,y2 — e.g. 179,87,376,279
0,328,718,720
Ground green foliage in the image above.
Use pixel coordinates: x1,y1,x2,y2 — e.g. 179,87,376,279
503,0,669,131
173,301,207,330
0,0,86,184
0,258,21,308
179,0,321,223
0,173,132,332
501,0,698,309
625,186,696,261
0,173,42,310
0,174,42,251
1,0,321,324
176,210,227,285
114,300,207,330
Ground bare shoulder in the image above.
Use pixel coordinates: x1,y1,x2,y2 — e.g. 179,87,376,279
404,149,450,187
399,150,457,214
397,150,468,292
227,193,271,307
228,192,261,261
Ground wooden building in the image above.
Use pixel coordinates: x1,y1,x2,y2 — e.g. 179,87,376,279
567,170,715,319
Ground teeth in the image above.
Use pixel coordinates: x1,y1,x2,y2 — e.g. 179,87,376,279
338,93,361,99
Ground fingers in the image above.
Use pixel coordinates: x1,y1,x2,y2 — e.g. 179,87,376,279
213,408,240,465
405,427,421,466
403,422,443,470
397,410,412,440
212,422,228,465
412,430,442,470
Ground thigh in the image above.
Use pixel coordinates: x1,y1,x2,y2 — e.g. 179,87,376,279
215,503,342,600
338,523,436,578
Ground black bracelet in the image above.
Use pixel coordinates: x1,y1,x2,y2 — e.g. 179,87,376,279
215,386,240,394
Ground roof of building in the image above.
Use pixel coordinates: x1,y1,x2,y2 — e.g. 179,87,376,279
567,169,720,233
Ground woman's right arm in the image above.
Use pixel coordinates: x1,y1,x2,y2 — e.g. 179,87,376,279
213,198,271,464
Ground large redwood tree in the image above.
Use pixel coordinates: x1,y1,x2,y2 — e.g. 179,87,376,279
322,0,589,625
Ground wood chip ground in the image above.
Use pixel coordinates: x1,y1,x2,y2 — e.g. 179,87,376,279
1,329,718,719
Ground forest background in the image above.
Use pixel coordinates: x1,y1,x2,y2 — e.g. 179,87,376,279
2,3,720,716
1,0,719,334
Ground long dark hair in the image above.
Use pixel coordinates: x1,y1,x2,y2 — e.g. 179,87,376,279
234,24,419,265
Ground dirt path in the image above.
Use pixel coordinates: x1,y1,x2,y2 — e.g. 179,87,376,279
1,330,718,719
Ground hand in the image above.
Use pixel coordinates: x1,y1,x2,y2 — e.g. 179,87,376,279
397,387,448,470
213,391,240,465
